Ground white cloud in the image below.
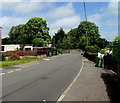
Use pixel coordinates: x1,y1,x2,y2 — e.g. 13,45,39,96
101,30,118,41
1,0,120,2
2,0,24,2
51,16,80,29
88,13,102,26
1,16,28,38
100,2,118,15
43,3,75,18
50,15,81,36
2,2,53,15
105,20,118,26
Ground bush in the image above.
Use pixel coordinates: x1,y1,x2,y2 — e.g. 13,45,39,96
8,53,20,60
0,53,6,61
100,48,110,54
57,49,63,54
112,36,120,61
83,52,97,63
85,45,100,53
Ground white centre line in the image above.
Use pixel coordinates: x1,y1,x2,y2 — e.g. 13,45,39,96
0,73,5,75
15,69,21,71
7,71,14,73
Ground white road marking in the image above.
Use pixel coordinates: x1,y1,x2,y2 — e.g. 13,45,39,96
56,57,84,103
0,68,3,70
7,71,14,73
15,69,21,71
0,73,5,75
43,58,50,61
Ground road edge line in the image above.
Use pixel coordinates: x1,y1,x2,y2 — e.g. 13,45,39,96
56,56,84,103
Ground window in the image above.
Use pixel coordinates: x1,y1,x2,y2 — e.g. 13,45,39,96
25,48,31,50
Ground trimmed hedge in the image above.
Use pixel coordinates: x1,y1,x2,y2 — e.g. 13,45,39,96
85,45,100,53
3,50,49,56
83,52,98,63
100,48,110,55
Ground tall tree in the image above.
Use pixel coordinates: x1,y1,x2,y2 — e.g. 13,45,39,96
32,38,48,47
2,37,11,44
24,17,51,44
8,24,25,44
61,35,72,49
8,17,51,49
67,28,80,49
53,28,66,48
78,21,100,46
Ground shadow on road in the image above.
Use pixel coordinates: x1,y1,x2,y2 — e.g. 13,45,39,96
101,73,120,103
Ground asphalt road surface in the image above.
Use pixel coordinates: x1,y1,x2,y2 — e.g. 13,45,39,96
2,54,82,101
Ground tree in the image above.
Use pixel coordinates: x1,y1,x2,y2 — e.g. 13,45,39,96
32,38,48,47
2,37,11,44
24,17,51,44
96,38,109,49
112,36,120,61
8,17,51,49
78,21,100,46
67,28,79,49
8,25,25,44
61,35,72,49
53,28,66,48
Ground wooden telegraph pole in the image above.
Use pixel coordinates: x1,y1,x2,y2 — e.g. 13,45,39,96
0,27,2,52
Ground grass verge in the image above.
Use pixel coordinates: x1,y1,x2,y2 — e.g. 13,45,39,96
0,57,38,68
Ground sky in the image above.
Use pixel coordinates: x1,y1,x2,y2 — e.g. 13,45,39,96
0,0,118,41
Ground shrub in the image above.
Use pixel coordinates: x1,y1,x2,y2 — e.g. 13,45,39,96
57,49,63,54
112,36,120,61
100,48,110,54
85,45,100,53
8,53,20,60
0,53,6,61
84,52,97,63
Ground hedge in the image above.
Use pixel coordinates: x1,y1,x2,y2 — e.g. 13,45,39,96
85,45,100,53
112,36,120,61
0,53,6,61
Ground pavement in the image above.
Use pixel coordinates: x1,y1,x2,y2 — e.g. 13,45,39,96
58,57,119,102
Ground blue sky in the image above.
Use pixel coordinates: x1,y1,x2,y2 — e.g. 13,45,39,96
0,0,118,41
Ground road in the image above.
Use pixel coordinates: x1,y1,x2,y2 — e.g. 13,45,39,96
2,54,82,101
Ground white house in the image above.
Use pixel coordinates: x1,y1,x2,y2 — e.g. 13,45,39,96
23,46,33,50
1,45,20,52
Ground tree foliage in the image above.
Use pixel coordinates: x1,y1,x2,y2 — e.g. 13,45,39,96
2,37,11,44
112,36,120,61
24,17,50,44
61,35,72,49
8,17,51,48
78,21,100,46
9,25,25,44
32,38,48,47
53,28,66,48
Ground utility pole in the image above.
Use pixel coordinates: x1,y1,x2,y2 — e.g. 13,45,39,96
0,27,2,52
53,37,55,47
83,0,89,46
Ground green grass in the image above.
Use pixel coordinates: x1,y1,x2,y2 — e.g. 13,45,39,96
0,57,38,68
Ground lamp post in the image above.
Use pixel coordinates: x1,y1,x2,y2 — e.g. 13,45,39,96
0,27,2,52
